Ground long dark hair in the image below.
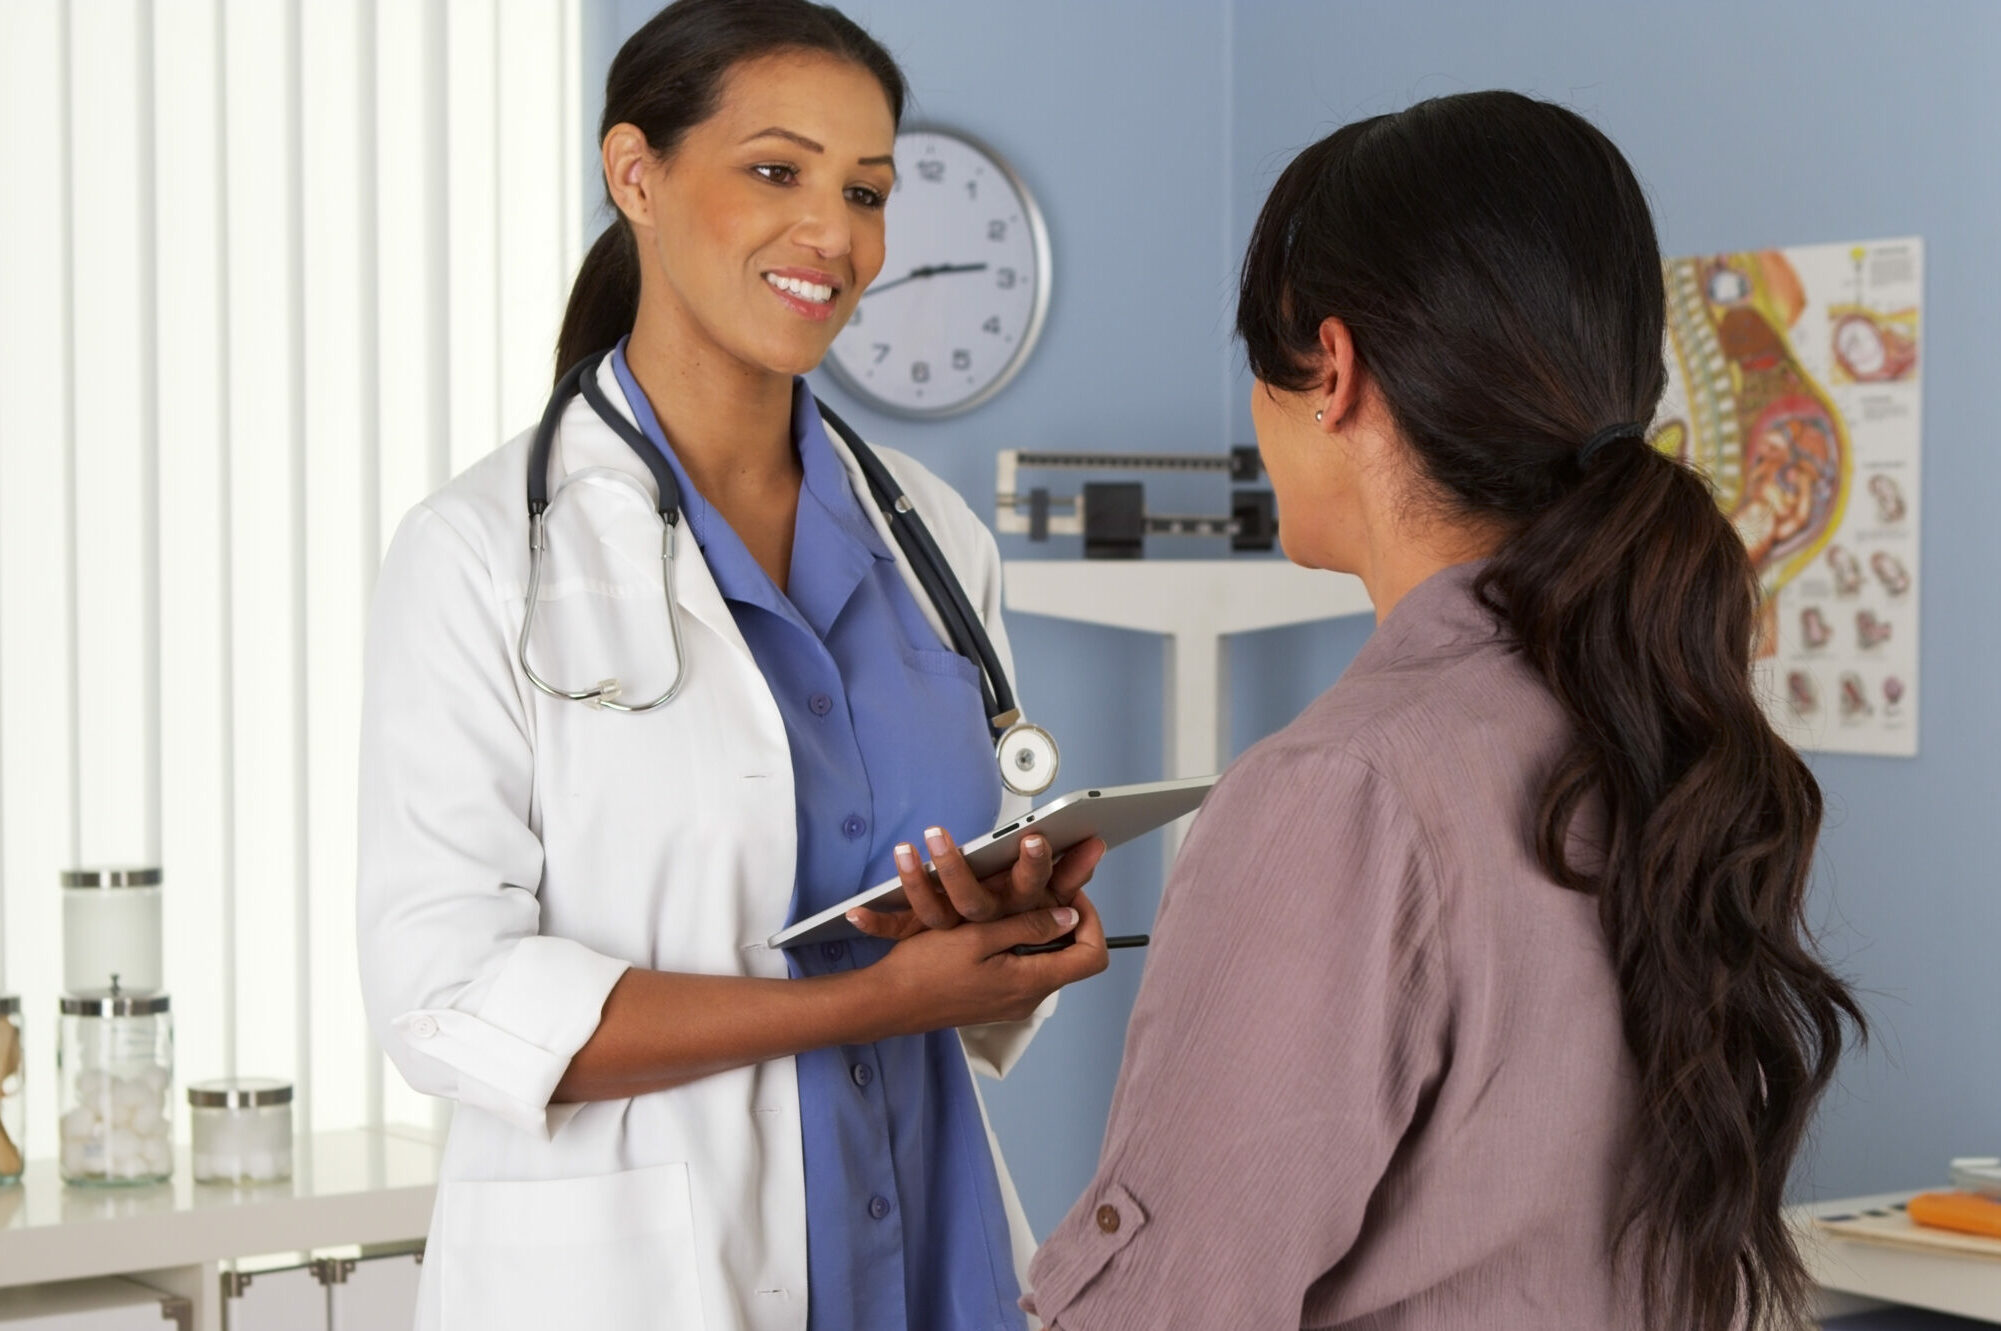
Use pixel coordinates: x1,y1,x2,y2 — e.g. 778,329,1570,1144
1239,92,1863,1331
554,0,907,381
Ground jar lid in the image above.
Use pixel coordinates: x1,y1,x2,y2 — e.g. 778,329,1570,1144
60,992,171,1016
188,1077,292,1108
0,994,18,1016
61,867,163,888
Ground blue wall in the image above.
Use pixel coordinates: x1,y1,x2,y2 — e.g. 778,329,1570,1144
592,0,2001,1234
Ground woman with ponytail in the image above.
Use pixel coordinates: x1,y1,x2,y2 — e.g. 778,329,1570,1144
359,3,1109,1328
1026,91,1862,1331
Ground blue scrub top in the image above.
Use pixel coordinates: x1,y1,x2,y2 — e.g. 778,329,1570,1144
611,343,1022,1331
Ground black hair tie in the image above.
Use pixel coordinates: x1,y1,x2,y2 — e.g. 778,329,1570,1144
1577,420,1648,466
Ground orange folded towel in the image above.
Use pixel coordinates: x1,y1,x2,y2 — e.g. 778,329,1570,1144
1908,1191,2001,1240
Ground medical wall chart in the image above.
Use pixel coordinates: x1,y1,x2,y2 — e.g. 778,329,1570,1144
1652,237,1923,757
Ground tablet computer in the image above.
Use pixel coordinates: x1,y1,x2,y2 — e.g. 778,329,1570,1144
768,774,1219,949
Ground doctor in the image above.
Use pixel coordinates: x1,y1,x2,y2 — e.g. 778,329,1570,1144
357,2,1107,1328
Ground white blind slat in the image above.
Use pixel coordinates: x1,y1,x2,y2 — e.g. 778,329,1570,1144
154,0,234,1155
446,0,502,477
0,0,80,1162
220,0,304,1092
375,0,450,542
300,0,375,1143
68,0,155,870
498,0,571,429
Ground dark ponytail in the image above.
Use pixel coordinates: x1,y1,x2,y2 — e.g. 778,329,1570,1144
1239,91,1864,1331
554,0,908,382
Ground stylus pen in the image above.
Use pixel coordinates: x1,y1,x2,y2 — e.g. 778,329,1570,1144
1010,933,1150,956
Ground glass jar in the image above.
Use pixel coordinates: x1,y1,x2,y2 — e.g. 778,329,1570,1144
58,992,174,1185
62,867,164,996
189,1078,293,1184
0,996,22,1185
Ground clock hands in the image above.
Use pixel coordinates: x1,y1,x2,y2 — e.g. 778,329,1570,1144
863,261,989,298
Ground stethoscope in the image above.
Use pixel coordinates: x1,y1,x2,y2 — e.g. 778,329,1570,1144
519,350,1061,797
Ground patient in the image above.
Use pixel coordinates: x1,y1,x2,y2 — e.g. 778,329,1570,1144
1025,91,1863,1331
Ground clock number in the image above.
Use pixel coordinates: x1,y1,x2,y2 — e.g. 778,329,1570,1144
848,304,861,326
965,180,977,200
872,343,890,364
996,267,1016,290
952,349,972,371
911,361,931,383
982,316,1002,335
987,219,1007,242
918,159,945,183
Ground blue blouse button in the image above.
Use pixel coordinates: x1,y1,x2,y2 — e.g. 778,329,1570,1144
821,941,848,964
842,814,867,840
851,1062,874,1089
808,692,834,717
868,1194,892,1221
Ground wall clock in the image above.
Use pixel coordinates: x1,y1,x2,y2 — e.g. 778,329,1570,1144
823,126,1051,419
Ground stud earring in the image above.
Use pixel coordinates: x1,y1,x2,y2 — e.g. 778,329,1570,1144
1314,410,1324,422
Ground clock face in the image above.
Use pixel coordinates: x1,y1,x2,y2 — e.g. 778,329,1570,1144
823,127,1050,419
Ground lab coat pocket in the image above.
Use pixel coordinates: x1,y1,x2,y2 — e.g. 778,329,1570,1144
438,1161,705,1330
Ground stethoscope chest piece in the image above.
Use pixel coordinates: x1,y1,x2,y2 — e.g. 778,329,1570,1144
996,720,1060,797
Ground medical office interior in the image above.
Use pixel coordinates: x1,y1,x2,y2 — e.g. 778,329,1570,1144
0,0,1994,1326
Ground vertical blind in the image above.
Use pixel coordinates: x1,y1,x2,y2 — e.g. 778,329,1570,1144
0,0,583,1158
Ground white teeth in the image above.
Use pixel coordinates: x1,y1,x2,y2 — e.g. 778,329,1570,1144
765,273,833,303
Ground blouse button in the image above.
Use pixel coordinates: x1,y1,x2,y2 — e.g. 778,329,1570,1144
850,1062,873,1089
868,1195,892,1221
1095,1204,1121,1234
842,814,867,840
808,693,834,717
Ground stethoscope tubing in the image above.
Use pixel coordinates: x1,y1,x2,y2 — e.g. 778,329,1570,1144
520,350,1024,735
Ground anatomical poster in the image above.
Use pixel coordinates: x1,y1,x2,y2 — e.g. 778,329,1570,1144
1651,236,1922,757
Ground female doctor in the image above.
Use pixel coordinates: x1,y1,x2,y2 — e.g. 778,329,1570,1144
357,3,1108,1328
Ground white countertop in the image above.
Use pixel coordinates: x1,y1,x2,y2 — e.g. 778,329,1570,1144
0,1126,441,1288
1792,1190,2001,1324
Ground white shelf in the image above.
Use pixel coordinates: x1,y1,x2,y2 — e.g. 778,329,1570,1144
0,1127,439,1290
1002,559,1371,640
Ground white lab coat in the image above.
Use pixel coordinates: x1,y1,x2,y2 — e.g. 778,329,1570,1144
357,357,1049,1331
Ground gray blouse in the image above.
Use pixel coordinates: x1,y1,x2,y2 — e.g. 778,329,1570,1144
1026,563,1648,1330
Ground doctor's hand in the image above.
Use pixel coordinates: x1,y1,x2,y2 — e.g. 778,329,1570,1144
873,890,1110,1032
847,827,1107,942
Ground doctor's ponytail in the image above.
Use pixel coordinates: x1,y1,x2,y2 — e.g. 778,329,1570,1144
1238,92,1864,1331
554,0,908,382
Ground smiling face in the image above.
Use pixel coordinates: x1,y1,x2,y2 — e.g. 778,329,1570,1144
620,49,897,379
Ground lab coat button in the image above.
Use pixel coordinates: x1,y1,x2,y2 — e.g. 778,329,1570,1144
868,1194,891,1221
1096,1204,1121,1234
842,814,867,840
850,1062,873,1089
408,1015,439,1040
808,692,834,717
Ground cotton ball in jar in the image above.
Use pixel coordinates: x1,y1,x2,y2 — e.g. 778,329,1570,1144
73,1068,110,1104
128,1101,167,1140
141,1138,173,1177
107,1128,148,1176
61,1105,102,1143
111,1075,154,1127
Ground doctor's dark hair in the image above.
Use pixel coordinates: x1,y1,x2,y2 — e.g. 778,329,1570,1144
554,0,907,381
1239,92,1863,1331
